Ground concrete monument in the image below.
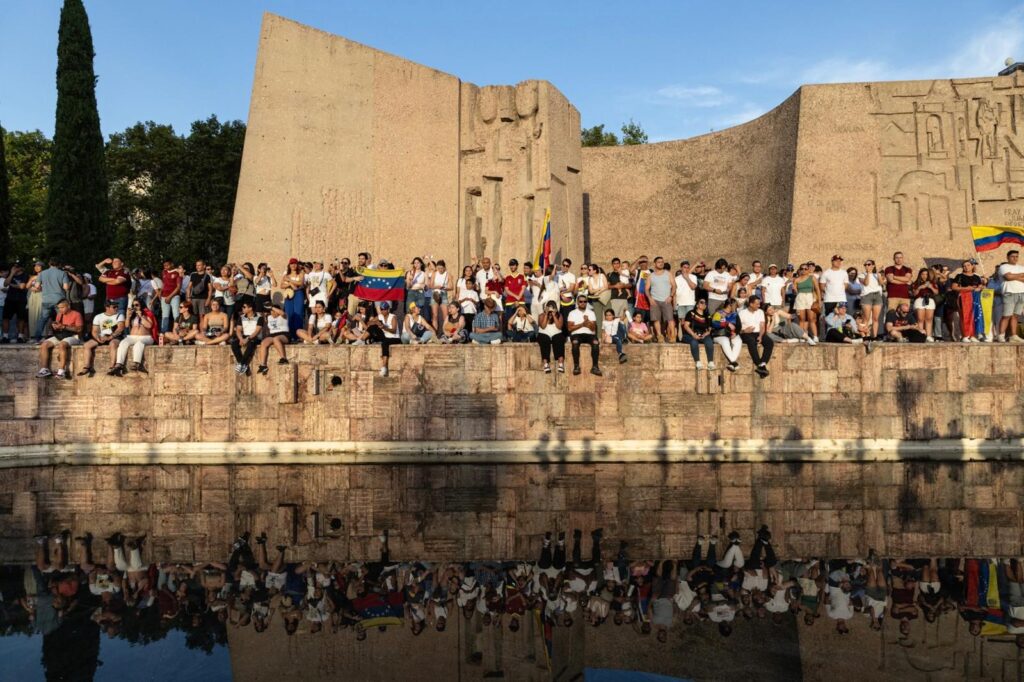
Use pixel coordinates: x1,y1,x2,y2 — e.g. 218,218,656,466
229,13,1024,271
228,14,582,270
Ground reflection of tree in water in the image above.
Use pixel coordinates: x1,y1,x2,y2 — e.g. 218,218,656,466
42,611,99,682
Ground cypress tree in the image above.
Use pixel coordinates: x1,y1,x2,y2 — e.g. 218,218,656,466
46,0,108,267
0,126,10,261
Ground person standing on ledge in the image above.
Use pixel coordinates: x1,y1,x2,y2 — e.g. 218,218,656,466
647,256,676,343
884,251,913,311
997,250,1024,342
567,294,602,376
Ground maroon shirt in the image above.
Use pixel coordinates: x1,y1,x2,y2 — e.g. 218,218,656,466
161,269,182,299
884,265,912,299
103,267,130,299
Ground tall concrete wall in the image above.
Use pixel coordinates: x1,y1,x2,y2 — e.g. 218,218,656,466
228,14,582,270
583,92,801,267
583,73,1024,268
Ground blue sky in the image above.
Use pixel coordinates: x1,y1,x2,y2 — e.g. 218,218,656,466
1,1,1022,142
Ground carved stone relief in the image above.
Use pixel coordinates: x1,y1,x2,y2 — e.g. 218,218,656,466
873,77,1024,241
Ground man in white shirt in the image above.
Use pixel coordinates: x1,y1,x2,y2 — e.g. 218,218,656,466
738,296,773,377
703,258,734,314
78,300,124,377
256,303,290,374
474,257,494,293
231,301,264,375
997,250,1024,342
759,264,787,307
566,294,601,376
556,258,577,317
674,261,699,329
818,255,851,315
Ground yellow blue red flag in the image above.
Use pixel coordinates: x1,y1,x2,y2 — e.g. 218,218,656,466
971,225,1024,252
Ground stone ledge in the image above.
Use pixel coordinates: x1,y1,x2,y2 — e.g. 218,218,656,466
2,437,1023,468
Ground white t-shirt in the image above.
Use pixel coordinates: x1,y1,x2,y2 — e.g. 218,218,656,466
84,283,97,315
211,276,235,304
306,271,332,305
566,308,596,336
538,311,562,338
266,314,289,335
826,585,854,620
239,315,262,337
765,588,790,614
602,319,622,337
998,262,1024,294
674,273,698,306
475,268,493,293
307,313,331,332
859,271,884,295
380,312,400,339
92,312,124,338
460,289,479,314
704,270,734,302
557,271,577,303
760,275,787,306
738,307,766,333
819,268,850,303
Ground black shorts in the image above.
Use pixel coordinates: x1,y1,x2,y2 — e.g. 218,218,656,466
2,300,27,322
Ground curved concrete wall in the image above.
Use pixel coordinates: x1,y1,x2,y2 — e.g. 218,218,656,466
582,92,801,267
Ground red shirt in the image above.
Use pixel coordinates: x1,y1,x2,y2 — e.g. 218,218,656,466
55,309,83,331
503,273,526,301
883,265,912,299
161,269,182,298
486,278,505,298
103,268,130,299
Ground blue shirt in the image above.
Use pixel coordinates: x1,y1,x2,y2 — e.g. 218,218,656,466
38,266,68,300
473,311,500,331
825,312,856,332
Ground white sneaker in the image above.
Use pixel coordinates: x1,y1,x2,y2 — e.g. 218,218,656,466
707,361,716,371
36,368,51,378
925,336,935,343
55,369,66,378
962,338,972,344
995,334,1005,343
490,339,501,345
1009,335,1024,344
852,338,864,344
695,360,704,370
785,338,800,344
808,337,819,346
379,367,388,377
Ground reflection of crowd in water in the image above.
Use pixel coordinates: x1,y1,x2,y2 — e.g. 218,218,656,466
5,526,1024,647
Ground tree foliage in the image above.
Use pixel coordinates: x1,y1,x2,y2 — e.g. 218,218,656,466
620,119,649,145
581,124,619,147
45,0,109,268
106,116,245,268
3,130,52,262
0,125,10,261
581,121,648,147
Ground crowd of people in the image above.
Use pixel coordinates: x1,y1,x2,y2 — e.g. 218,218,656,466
2,249,1022,380
8,526,1024,646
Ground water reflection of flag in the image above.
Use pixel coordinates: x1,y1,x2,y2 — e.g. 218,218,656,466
354,268,406,302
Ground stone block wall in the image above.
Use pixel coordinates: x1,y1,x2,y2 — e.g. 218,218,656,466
0,344,1023,448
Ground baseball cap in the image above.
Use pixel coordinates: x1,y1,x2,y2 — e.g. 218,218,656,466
831,254,843,261
380,301,391,310
768,263,778,269
288,258,298,265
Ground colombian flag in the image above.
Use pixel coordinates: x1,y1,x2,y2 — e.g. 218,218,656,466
971,225,1024,252
354,267,406,302
533,208,552,271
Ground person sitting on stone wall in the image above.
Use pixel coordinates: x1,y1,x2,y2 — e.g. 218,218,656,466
567,294,602,376
197,297,232,346
35,299,83,380
77,300,124,377
163,301,199,344
470,297,503,345
885,302,927,343
231,301,264,375
438,302,467,344
823,301,866,344
402,302,435,344
255,303,290,375
738,296,773,378
296,300,333,344
108,299,157,376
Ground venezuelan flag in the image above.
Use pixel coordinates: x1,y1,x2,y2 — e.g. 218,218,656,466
971,225,1024,252
533,208,552,271
354,267,406,302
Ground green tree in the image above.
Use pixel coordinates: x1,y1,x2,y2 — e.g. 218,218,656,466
620,119,649,145
45,0,109,267
4,130,52,262
105,116,245,269
581,124,619,147
0,125,10,262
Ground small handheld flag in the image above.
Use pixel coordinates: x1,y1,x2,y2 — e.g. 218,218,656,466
533,209,552,271
354,267,406,302
970,225,1024,252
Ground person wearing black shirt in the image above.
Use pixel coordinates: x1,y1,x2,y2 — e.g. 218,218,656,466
950,261,986,341
884,302,926,342
186,260,212,318
681,298,716,370
607,257,630,320
2,264,29,343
